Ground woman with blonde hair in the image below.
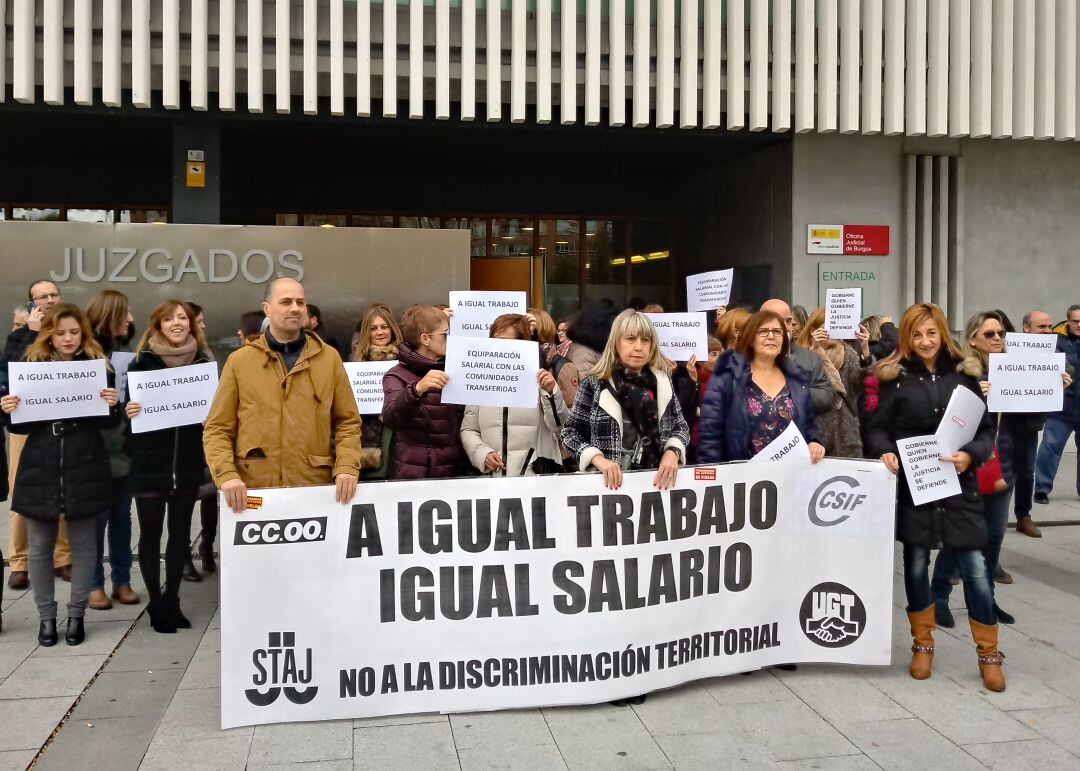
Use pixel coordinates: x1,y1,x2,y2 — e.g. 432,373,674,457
867,303,1004,691
795,307,871,458
562,309,690,492
353,305,402,478
1,305,120,646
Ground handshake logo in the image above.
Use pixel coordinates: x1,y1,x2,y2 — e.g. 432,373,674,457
799,582,866,649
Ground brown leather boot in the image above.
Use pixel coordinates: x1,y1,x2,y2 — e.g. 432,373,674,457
970,619,1006,692
1016,517,1042,538
908,606,936,680
88,589,113,610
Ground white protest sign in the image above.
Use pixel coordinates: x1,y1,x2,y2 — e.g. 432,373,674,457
111,352,136,401
344,361,397,414
643,312,709,361
934,385,986,456
8,359,109,424
986,352,1065,413
749,421,811,464
686,269,733,312
442,335,539,409
220,458,896,728
1005,332,1058,353
824,288,862,340
896,435,962,506
449,291,527,337
128,362,219,434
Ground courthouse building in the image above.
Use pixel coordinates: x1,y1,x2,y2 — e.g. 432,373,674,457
1,0,1079,333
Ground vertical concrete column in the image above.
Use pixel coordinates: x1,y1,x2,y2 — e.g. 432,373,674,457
171,121,221,224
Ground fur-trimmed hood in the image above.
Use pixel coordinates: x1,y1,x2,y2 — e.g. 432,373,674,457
875,352,983,383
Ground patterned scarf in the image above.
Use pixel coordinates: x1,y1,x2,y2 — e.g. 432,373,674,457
612,367,662,469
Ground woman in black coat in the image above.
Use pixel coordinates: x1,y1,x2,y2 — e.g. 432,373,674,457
124,300,214,634
0,304,120,647
698,310,825,464
867,303,1004,692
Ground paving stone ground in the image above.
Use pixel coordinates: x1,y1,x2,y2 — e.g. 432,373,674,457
2,446,1079,770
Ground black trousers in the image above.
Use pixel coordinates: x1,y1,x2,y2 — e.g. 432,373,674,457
136,492,196,601
198,488,219,548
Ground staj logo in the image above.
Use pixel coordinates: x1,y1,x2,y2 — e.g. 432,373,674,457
799,582,866,648
245,631,318,707
807,476,867,527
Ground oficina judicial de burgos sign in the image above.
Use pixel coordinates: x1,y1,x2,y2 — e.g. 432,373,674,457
806,225,890,256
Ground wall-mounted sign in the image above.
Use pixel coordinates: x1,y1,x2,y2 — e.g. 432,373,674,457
807,224,890,256
186,161,206,188
818,262,882,317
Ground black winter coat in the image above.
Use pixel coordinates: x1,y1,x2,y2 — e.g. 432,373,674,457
2,325,36,366
9,353,119,522
126,349,214,495
866,353,995,550
698,350,822,463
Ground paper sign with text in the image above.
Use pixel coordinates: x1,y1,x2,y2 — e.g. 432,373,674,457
449,291,527,337
749,421,811,464
824,289,862,340
111,352,136,401
986,352,1065,413
1005,332,1058,353
934,385,986,456
344,361,397,414
442,336,540,409
644,312,709,361
8,359,109,424
897,435,962,506
128,362,219,434
686,269,733,312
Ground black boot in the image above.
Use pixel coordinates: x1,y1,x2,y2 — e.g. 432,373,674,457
169,596,192,629
199,539,216,574
182,555,202,583
148,596,177,634
994,604,1016,624
66,617,85,646
935,604,956,628
38,618,59,646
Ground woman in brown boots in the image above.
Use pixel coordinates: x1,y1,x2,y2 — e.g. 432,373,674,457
867,303,1006,692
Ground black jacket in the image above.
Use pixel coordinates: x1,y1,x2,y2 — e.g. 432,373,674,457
126,349,214,495
9,353,119,522
866,353,995,550
3,325,37,366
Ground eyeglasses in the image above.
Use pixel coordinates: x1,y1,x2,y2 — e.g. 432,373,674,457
32,292,61,302
980,330,1006,340
756,328,786,339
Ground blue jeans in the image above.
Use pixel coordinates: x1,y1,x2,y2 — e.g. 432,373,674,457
1034,415,1080,497
931,491,1009,610
904,544,995,626
1008,428,1039,520
93,476,134,590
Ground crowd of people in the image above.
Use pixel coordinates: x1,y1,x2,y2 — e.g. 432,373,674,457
3,275,1080,697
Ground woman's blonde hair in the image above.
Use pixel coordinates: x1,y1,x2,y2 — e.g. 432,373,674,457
880,303,962,370
85,290,130,341
590,309,672,381
527,307,557,345
353,305,402,362
25,304,107,362
134,300,209,355
716,308,751,350
961,311,1004,374
794,307,828,349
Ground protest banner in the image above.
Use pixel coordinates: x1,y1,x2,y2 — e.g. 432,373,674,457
442,335,540,409
344,361,397,414
987,352,1065,413
8,359,109,424
685,269,733,312
749,422,811,464
449,291,527,337
896,435,961,506
111,351,136,400
1005,332,1058,353
824,289,862,340
934,385,986,456
643,312,709,361
128,362,219,434
220,458,896,728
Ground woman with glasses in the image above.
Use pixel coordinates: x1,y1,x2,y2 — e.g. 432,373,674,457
698,310,825,464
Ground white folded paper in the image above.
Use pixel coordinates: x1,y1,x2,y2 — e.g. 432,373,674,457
749,421,811,464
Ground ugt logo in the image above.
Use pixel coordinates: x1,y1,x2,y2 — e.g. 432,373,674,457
799,582,867,649
245,631,318,707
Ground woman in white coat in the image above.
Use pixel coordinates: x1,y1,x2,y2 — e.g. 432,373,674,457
461,314,570,477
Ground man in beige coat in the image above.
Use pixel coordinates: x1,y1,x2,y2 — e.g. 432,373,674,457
203,278,362,513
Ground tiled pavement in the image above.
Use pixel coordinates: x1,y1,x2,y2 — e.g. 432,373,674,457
2,447,1079,770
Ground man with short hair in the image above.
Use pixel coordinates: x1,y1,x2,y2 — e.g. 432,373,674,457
1033,304,1080,508
12,306,29,331
204,278,362,514
760,299,834,418
5,280,71,590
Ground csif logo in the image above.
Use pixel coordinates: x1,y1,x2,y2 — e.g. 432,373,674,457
799,582,866,648
807,476,867,527
246,631,318,707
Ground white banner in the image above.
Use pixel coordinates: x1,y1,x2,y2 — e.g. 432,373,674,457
824,288,862,340
986,352,1065,413
896,435,961,506
344,361,397,414
220,459,897,728
749,422,811,464
441,336,539,409
643,312,709,361
449,291,527,337
685,269,733,312
128,362,219,433
111,352,136,401
8,359,109,424
1005,332,1058,353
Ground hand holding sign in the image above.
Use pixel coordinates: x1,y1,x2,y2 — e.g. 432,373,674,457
825,289,862,340
441,336,540,409
7,360,110,424
449,291,527,337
